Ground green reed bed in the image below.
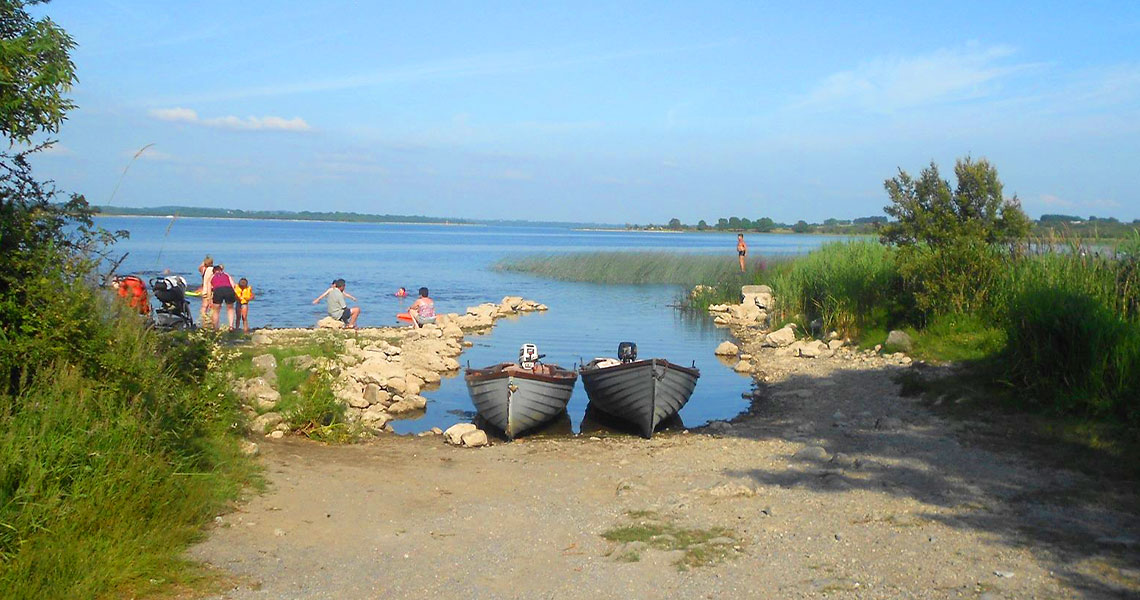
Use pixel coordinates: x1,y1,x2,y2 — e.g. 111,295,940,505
763,241,899,338
995,245,1140,423
495,251,757,286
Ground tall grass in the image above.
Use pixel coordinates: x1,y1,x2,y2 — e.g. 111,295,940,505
763,241,899,338
495,251,758,285
0,280,254,598
996,246,1140,423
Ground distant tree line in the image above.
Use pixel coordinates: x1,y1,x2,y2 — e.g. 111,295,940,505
633,212,1138,239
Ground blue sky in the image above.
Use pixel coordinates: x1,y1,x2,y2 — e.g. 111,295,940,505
27,1,1140,223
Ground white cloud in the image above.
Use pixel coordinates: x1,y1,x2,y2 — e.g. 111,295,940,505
149,107,198,123
497,169,532,181
799,44,1035,113
1040,193,1073,208
148,107,312,132
1037,194,1121,211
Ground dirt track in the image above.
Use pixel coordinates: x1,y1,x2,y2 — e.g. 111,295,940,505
192,352,1140,599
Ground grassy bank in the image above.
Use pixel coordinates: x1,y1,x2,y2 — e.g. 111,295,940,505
0,278,256,599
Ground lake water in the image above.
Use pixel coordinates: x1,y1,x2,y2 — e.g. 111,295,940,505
98,216,838,435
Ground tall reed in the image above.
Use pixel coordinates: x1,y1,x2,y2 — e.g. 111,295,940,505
495,251,756,285
763,241,899,337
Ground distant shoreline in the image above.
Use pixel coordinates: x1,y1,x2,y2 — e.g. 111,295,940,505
95,214,483,227
93,206,609,229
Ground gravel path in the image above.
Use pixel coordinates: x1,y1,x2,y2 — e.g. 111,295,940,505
191,352,1140,599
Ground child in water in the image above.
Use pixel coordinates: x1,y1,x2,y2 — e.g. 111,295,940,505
234,277,254,333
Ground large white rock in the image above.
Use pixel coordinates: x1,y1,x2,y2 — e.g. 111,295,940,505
444,423,478,445
798,340,828,358
406,394,428,410
386,399,417,415
885,330,914,352
714,341,740,356
461,429,489,448
317,316,344,329
741,284,773,295
764,325,797,347
361,406,391,428
250,412,284,434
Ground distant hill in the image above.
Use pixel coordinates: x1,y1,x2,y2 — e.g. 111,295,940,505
93,205,615,229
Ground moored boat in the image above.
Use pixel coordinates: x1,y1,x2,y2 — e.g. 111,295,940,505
579,342,699,438
464,344,578,439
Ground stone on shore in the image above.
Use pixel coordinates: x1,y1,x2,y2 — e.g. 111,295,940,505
251,353,277,378
885,330,913,352
460,429,489,448
444,423,478,445
764,324,798,347
250,412,284,435
317,316,344,329
714,341,740,356
733,360,752,373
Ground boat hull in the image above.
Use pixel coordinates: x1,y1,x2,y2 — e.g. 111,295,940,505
465,363,577,439
579,358,699,438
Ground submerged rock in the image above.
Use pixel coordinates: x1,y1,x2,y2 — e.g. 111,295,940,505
714,341,740,356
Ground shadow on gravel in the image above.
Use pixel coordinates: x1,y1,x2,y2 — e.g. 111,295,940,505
714,363,1140,598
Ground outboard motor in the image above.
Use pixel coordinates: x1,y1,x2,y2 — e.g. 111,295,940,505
617,341,638,364
518,343,543,369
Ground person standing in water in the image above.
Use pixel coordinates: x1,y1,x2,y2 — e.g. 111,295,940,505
736,233,748,272
198,256,215,324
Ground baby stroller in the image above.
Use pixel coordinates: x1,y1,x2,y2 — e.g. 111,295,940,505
149,275,196,331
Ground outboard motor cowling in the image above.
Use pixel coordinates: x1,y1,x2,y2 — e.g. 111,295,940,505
617,342,638,364
519,343,543,369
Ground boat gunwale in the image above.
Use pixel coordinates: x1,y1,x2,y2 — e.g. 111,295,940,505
578,358,700,378
464,362,579,385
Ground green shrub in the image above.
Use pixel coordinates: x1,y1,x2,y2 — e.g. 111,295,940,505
285,372,344,432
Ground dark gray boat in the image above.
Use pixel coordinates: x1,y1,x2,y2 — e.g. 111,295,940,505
464,345,577,439
579,342,699,438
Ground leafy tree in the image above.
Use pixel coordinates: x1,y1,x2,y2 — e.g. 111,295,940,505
667,217,682,230
715,217,728,230
727,216,741,230
754,217,775,232
791,220,812,233
880,157,1031,315
1,0,78,143
1,0,123,394
881,157,1030,248
696,219,708,230
739,217,752,230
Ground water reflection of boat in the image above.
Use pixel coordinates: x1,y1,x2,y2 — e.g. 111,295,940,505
579,404,685,437
464,345,577,439
579,343,699,438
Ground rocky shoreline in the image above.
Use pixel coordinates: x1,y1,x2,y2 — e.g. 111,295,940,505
230,296,548,447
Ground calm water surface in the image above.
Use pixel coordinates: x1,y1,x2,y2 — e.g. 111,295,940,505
99,216,837,434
